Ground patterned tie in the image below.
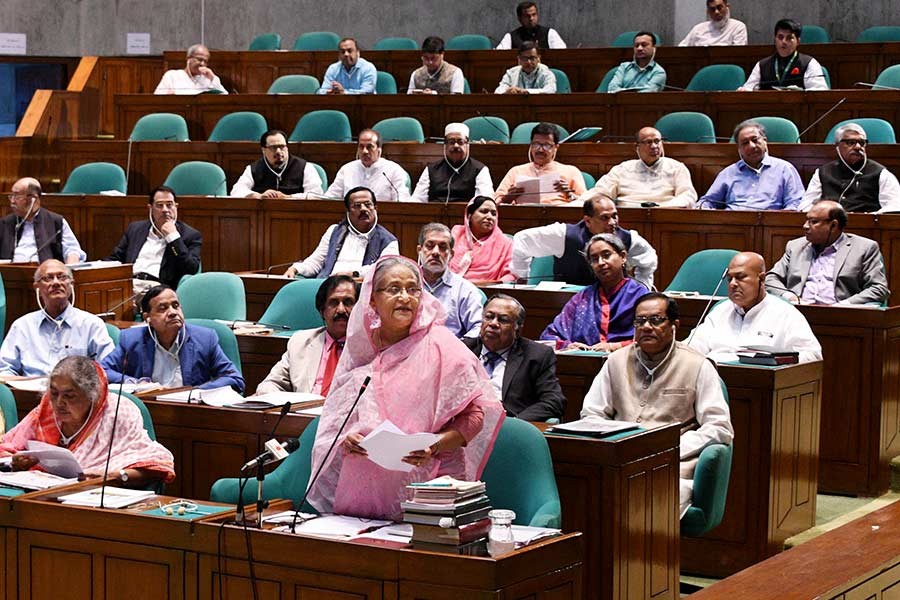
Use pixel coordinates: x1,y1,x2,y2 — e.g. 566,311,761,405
483,351,502,377
320,341,344,396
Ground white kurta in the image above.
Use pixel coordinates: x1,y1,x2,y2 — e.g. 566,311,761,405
324,159,410,202
580,157,697,208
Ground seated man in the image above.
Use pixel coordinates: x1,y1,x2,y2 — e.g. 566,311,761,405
582,292,734,516
494,122,585,204
494,42,557,94
410,123,493,203
688,252,822,362
800,123,900,213
463,294,565,421
417,223,483,338
0,260,114,377
324,129,410,201
511,196,657,288
699,120,803,210
766,200,889,305
739,19,827,91
679,0,747,46
230,129,324,198
256,275,358,395
154,44,227,95
2,177,85,264
579,127,697,208
284,187,399,279
608,31,666,93
317,38,376,95
496,1,566,50
104,185,201,295
407,36,464,94
101,285,244,392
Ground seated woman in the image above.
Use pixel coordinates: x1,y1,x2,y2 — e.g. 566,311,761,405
449,196,515,283
307,256,504,520
0,355,175,486
541,233,648,351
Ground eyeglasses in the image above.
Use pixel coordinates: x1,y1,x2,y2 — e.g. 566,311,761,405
375,285,422,298
349,201,374,211
838,138,867,147
530,142,556,151
265,144,288,151
638,139,663,146
152,202,176,210
38,273,71,284
445,138,469,146
189,55,209,64
8,193,31,201
804,217,834,225
633,315,669,327
483,312,516,325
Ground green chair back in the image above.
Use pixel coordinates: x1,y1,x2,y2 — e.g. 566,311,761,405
289,110,353,142
120,391,156,440
105,322,120,346
208,111,268,142
857,26,900,43
510,121,569,144
685,64,745,92
825,118,896,144
373,37,418,50
61,162,127,194
463,77,471,94
163,161,227,196
481,419,561,527
267,74,320,94
186,318,243,374
375,70,398,94
820,64,832,89
309,162,328,190
801,25,830,44
178,272,247,321
129,113,189,141
612,30,660,47
655,111,717,143
446,34,492,50
293,31,341,51
528,255,555,284
0,272,6,343
729,116,799,143
248,33,281,51
463,115,510,143
581,171,596,189
595,67,618,92
0,383,17,433
372,116,425,142
874,64,900,89
664,249,738,295
259,279,326,330
549,68,571,93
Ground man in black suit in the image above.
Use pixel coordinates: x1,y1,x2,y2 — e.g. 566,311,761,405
104,185,202,295
463,293,566,421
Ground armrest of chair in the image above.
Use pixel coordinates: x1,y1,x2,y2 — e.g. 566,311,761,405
527,500,562,528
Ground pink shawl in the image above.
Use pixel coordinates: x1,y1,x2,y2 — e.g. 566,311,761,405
448,207,515,283
307,256,504,520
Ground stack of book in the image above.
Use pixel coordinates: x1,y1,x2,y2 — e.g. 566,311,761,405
737,346,800,366
401,476,492,555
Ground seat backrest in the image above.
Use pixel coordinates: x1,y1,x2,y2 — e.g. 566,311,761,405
729,116,799,143
61,162,127,194
825,118,897,144
819,64,832,89
372,117,425,142
267,74,320,94
248,33,281,51
481,419,561,527
208,111,268,142
120,391,156,440
664,249,738,294
289,109,352,142
581,170,596,189
163,161,227,196
611,30,639,47
801,25,830,44
293,31,341,51
373,37,418,50
463,115,510,143
528,255,555,284
655,111,717,143
309,161,328,190
375,70,398,94
0,272,6,343
857,26,900,43
510,121,569,144
874,64,900,89
177,272,247,321
595,67,618,92
446,34,492,50
105,322,120,346
186,318,243,374
259,279,326,330
0,383,17,433
549,68,571,93
129,113,189,141
685,64,745,92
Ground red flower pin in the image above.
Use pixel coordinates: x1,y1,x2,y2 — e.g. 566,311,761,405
790,67,800,75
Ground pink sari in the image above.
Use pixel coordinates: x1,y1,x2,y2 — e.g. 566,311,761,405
307,256,504,520
449,202,514,283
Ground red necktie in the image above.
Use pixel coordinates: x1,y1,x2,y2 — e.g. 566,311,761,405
320,341,343,396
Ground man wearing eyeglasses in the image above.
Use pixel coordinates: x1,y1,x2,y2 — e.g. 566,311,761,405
410,123,494,203
494,42,557,95
678,0,747,47
230,130,324,199
800,123,900,213
582,291,733,517
2,178,86,265
283,187,398,279
0,260,114,376
154,44,227,95
324,129,410,202
462,294,565,421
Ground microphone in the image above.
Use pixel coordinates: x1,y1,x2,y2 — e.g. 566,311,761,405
474,111,512,142
382,172,400,201
26,228,62,263
236,400,292,525
264,261,294,275
763,272,801,303
685,268,729,345
241,438,299,473
854,81,900,91
696,197,727,210
95,289,143,320
99,354,127,509
228,318,291,331
124,137,134,195
14,197,36,235
795,97,847,141
662,84,688,91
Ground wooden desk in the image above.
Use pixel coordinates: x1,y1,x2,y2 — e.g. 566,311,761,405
237,271,295,321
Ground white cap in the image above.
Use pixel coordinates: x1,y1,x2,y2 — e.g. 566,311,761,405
444,123,469,139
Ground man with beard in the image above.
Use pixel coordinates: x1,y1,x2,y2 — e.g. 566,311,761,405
679,0,747,46
496,2,566,50
494,122,585,204
230,129,324,198
416,223,483,338
325,129,410,201
739,19,827,91
256,275,358,395
411,123,494,203
317,38,377,95
608,32,666,93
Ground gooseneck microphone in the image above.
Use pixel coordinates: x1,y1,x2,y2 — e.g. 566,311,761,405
99,354,127,508
685,268,729,346
382,172,401,201
795,97,847,142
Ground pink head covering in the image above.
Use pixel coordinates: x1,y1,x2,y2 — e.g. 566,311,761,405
448,197,515,282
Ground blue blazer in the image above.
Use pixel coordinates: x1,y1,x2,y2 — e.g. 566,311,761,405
101,324,245,393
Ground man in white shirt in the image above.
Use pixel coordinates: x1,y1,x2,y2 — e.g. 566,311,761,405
324,129,410,201
579,127,697,208
1,177,85,264
154,44,227,95
407,36,465,95
496,2,566,50
494,42,557,95
739,19,827,91
230,129,323,199
679,0,748,47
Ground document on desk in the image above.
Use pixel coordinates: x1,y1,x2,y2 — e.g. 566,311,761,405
58,487,155,509
547,416,639,437
359,420,441,472
0,470,78,491
268,512,392,538
16,441,83,478
514,174,560,199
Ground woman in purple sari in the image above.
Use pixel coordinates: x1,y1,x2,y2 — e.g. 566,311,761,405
541,233,648,351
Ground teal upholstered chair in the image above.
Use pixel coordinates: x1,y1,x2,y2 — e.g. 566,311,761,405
549,68,571,93
510,121,569,144
120,391,156,440
655,112,717,143
824,118,896,144
309,162,328,190
373,37,418,50
801,25,830,44
481,418,561,527
162,161,227,196
208,111,268,142
581,171,596,189
0,383,17,433
612,30,660,47
595,67,617,92
446,34,492,50
528,255,555,284
293,31,341,51
873,65,900,89
61,162,127,194
729,116,799,143
375,70,398,94
857,26,900,43
105,322,120,346
0,272,6,343
248,33,281,51
129,113,189,141
186,318,242,374
267,75,320,94
685,64,745,92
463,115,510,143
665,249,738,295
372,117,425,142
462,77,471,94
177,272,247,321
259,279,325,330
289,110,353,142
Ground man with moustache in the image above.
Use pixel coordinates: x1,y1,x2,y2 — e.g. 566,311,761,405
608,32,666,93
582,292,733,516
230,129,324,198
154,44,228,95
317,38,377,95
325,129,410,201
410,123,494,203
679,0,748,46
2,177,86,264
739,19,827,91
416,223,483,338
256,275,358,395
496,2,567,50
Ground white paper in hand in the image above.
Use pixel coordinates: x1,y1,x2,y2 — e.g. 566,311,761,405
358,420,441,472
18,441,83,478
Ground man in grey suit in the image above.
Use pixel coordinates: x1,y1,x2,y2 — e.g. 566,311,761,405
256,275,358,395
766,200,889,305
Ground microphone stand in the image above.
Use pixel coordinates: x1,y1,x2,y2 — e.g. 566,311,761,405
99,355,127,508
235,401,292,527
685,268,728,345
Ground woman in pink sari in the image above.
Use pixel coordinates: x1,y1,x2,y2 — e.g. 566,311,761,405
307,256,504,520
0,355,175,485
449,196,515,283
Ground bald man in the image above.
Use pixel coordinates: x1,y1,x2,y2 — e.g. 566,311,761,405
154,44,227,95
2,177,85,264
687,252,822,363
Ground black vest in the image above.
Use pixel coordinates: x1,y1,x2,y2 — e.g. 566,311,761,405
249,155,306,195
425,158,486,203
818,159,884,213
554,222,632,285
509,25,551,49
0,208,65,262
757,52,813,89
